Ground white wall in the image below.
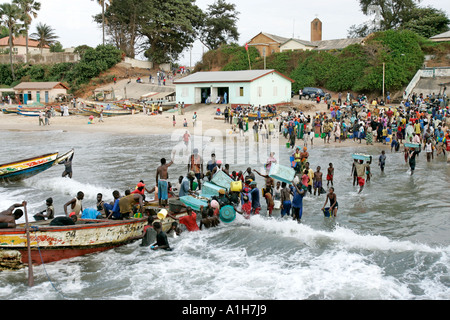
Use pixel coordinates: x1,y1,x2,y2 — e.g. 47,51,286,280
249,72,292,106
175,72,292,106
280,40,314,52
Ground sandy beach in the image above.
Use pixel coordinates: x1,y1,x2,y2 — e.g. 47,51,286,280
0,101,385,150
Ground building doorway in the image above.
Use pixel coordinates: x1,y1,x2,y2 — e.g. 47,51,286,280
217,87,229,104
200,87,211,103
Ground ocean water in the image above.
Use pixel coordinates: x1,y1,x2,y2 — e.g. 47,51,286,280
0,129,449,300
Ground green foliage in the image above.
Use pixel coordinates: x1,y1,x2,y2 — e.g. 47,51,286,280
195,43,260,72
50,41,64,53
0,45,122,93
195,29,426,95
199,0,240,51
221,45,259,71
401,6,450,38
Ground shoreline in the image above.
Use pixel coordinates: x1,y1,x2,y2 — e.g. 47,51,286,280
0,102,397,152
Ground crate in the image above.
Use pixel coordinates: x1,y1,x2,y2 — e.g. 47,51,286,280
211,170,233,189
268,163,295,184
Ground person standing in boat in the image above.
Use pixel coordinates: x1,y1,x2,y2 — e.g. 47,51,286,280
0,201,26,228
156,157,174,207
63,191,84,217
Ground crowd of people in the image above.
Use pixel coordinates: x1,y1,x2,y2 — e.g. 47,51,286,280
2,90,449,253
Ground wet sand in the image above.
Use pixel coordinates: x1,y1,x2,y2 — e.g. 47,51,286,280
0,101,390,150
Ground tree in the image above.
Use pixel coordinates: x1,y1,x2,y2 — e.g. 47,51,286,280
30,22,58,55
50,41,64,52
401,6,450,38
348,0,421,37
94,0,141,58
0,3,22,80
95,0,111,45
12,0,41,63
199,0,240,51
139,0,204,64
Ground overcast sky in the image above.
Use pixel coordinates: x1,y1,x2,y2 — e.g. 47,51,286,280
19,0,450,66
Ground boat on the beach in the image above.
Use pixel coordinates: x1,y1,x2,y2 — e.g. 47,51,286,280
246,112,277,120
2,107,18,114
80,104,133,117
94,108,133,117
17,110,41,117
0,149,74,182
0,217,148,267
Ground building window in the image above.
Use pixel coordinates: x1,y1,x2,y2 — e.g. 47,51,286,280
239,87,244,97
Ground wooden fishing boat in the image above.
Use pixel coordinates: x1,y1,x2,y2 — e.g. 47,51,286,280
0,149,74,182
246,112,277,120
17,110,41,117
94,108,133,117
0,217,148,266
2,107,18,114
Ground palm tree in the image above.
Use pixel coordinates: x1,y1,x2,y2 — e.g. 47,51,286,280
0,3,22,80
30,22,58,55
13,0,41,63
96,0,109,45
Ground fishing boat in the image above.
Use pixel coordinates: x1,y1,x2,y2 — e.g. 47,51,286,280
2,107,18,114
17,110,41,117
246,112,277,120
0,149,74,182
0,218,148,267
94,108,133,117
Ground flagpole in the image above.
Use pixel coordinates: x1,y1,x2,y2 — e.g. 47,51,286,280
245,43,251,70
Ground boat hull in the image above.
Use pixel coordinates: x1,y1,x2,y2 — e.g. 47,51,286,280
0,218,148,265
0,153,58,182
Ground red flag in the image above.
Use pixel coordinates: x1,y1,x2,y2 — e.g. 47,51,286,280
245,43,248,51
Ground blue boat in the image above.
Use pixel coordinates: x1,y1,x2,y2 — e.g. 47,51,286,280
0,149,74,183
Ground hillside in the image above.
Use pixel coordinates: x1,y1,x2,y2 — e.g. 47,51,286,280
194,30,450,98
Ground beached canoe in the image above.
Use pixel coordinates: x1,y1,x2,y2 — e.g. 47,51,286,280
17,110,41,117
2,107,18,114
0,149,74,182
246,112,277,120
0,217,148,266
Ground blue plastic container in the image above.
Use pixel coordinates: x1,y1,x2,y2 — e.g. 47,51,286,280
219,205,236,223
201,181,224,197
323,207,331,217
211,170,233,189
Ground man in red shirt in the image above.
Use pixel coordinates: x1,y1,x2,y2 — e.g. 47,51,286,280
171,206,199,231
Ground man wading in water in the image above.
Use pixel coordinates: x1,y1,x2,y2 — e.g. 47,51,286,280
354,157,372,194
